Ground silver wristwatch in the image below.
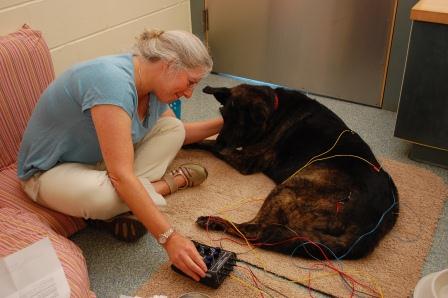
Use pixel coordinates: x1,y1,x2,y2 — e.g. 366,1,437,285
158,227,175,245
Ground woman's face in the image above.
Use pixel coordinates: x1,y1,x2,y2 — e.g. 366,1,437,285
156,65,205,103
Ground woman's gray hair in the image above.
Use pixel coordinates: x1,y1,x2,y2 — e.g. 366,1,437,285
134,28,213,73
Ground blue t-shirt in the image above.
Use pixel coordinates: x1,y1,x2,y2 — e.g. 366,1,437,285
17,53,168,180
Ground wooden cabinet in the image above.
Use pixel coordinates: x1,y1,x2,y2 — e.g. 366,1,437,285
394,0,448,167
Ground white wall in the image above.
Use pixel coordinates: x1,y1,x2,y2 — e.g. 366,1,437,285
0,0,192,75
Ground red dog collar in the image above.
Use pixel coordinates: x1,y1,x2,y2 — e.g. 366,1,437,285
274,95,279,110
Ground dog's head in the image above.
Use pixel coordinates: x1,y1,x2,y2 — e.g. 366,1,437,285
204,84,277,149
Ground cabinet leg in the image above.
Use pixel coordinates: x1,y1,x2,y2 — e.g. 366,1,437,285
408,144,448,169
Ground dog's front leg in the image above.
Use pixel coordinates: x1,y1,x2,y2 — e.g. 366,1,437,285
183,140,244,164
217,146,275,175
184,141,275,175
182,139,217,153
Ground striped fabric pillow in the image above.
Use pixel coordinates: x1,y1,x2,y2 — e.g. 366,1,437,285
0,207,96,297
0,25,86,237
0,165,86,237
0,24,55,169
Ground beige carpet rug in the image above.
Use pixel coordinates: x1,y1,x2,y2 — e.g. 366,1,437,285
136,150,448,298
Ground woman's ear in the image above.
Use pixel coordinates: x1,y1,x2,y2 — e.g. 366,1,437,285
202,86,231,105
163,60,177,77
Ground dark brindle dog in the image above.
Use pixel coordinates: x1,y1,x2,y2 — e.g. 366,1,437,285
189,84,399,259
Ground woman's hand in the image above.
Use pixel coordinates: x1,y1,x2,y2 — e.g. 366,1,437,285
164,232,207,281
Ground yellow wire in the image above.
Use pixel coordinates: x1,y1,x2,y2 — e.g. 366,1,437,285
229,273,271,297
207,198,268,265
295,271,339,284
306,129,353,162
207,129,385,296
295,269,384,297
223,215,385,296
300,154,380,175
227,220,267,264
220,211,385,296
215,197,264,216
339,268,384,298
281,129,351,184
281,129,381,185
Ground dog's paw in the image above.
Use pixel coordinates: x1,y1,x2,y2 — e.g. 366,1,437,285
237,159,263,175
196,216,227,231
238,167,257,175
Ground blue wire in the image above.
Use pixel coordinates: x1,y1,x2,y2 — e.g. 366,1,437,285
337,178,397,260
287,176,397,261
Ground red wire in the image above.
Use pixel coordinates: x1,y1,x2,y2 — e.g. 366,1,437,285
235,265,264,298
204,216,381,296
307,270,315,298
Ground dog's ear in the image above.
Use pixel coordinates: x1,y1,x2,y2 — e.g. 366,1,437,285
203,86,231,105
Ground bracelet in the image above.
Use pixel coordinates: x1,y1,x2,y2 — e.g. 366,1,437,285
157,227,175,245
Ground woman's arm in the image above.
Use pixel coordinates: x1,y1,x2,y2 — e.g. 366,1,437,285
183,117,223,145
91,104,206,281
161,108,223,144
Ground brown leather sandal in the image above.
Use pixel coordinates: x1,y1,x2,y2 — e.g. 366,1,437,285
162,163,208,194
87,212,147,242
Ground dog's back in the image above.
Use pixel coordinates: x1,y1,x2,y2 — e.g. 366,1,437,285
194,84,399,259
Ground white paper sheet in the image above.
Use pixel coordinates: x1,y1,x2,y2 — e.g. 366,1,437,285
0,237,70,298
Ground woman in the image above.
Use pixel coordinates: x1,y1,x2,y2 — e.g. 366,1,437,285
17,29,222,281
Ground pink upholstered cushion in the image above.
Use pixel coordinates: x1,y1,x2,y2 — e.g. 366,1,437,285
0,207,95,297
0,24,55,169
0,165,86,237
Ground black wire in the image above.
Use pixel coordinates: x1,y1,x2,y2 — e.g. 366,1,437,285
236,258,337,298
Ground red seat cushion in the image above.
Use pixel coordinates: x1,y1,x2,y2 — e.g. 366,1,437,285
0,165,86,237
0,207,95,297
0,25,85,236
0,25,55,169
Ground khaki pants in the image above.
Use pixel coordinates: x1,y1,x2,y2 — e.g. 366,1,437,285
21,117,185,220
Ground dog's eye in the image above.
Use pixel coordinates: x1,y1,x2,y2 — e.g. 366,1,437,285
219,107,224,115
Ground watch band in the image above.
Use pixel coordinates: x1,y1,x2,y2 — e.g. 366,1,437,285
158,227,175,245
